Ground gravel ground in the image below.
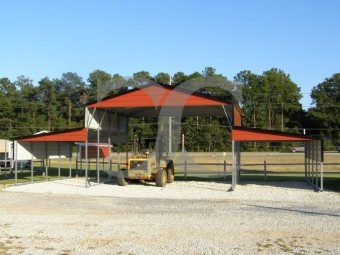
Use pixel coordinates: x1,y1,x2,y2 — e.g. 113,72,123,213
1,179,340,255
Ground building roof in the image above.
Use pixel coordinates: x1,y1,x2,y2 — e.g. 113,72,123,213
15,128,87,142
232,126,319,142
87,83,234,108
14,84,243,142
86,83,241,121
15,85,319,144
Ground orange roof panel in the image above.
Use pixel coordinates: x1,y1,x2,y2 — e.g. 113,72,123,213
17,128,87,142
232,126,319,142
87,84,229,108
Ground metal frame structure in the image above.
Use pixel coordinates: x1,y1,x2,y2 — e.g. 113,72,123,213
13,83,323,191
305,140,324,191
231,126,323,191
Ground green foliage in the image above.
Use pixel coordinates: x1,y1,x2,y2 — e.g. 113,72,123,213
308,73,340,145
54,72,87,128
0,68,338,151
155,72,171,85
181,116,231,152
87,70,112,102
172,72,187,86
133,70,154,81
236,68,302,131
38,77,59,131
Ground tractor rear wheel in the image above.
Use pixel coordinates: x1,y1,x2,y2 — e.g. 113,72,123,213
166,160,175,183
167,168,174,183
156,169,167,187
117,170,128,186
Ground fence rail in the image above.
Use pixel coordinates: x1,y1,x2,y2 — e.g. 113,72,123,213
1,158,339,190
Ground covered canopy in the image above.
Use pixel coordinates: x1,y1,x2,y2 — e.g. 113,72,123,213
86,83,241,123
13,83,323,191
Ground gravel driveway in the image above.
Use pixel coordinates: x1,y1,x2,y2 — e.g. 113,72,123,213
1,179,340,254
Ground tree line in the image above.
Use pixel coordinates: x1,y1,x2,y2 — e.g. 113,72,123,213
0,67,339,151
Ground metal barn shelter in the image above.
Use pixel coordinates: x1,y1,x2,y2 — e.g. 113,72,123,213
14,83,323,190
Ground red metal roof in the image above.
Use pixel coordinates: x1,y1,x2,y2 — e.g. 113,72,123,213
232,126,319,142
16,128,87,142
87,84,232,108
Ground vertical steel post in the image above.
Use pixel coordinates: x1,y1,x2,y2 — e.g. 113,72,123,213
181,133,185,153
320,162,323,191
85,107,96,187
31,142,34,183
14,141,18,185
4,140,8,178
125,118,129,165
75,143,79,177
97,126,100,184
308,145,311,182
264,160,267,181
45,142,48,181
80,144,83,176
85,130,89,187
69,143,72,178
108,138,111,180
311,141,314,185
315,141,318,187
237,142,241,183
304,143,309,181
231,141,236,190
108,114,112,181
169,117,172,153
58,142,61,179
223,160,226,181
118,143,120,175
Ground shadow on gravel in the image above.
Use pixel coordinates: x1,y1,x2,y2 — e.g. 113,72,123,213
102,175,339,193
103,179,156,187
244,204,340,218
235,181,315,191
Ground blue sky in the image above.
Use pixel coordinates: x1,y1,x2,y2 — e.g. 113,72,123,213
1,0,339,109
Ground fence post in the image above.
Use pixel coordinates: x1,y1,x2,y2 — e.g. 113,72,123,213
320,162,323,191
184,160,187,180
223,160,227,181
264,160,267,181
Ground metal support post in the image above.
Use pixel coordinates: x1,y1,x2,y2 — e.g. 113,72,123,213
231,141,236,191
58,142,61,179
264,160,267,181
31,142,34,183
69,143,72,178
85,132,89,187
223,160,226,181
4,140,8,178
169,117,172,153
320,162,323,191
181,133,185,153
45,142,48,181
97,127,100,184
15,141,18,185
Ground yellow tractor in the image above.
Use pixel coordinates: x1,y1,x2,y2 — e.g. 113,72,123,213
117,137,174,187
